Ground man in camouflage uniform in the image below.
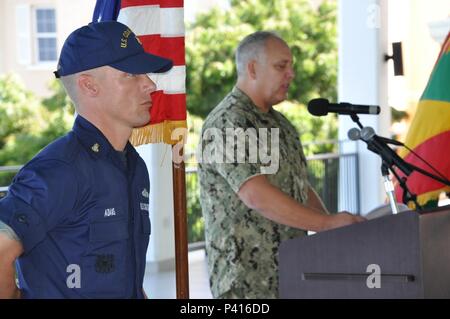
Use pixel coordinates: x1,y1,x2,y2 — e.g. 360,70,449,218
198,31,365,299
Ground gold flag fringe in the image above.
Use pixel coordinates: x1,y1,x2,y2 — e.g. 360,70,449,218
405,188,450,210
129,120,188,146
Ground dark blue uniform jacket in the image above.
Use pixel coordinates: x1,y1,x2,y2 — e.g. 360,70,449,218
0,116,151,298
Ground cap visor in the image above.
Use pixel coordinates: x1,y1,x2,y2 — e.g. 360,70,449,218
110,52,173,74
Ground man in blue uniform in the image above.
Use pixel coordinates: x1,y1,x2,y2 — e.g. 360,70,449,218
0,21,172,298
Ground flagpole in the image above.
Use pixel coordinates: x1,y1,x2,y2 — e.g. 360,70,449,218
172,145,189,299
95,0,189,299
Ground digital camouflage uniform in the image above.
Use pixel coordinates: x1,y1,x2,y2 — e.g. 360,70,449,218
198,86,309,298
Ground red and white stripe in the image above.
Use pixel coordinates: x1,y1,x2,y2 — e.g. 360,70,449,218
118,0,186,122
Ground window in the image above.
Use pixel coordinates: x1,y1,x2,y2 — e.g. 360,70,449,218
35,8,57,63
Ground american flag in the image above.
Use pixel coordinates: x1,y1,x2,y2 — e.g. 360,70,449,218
93,0,187,146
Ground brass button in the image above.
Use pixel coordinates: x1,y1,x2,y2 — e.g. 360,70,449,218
91,143,100,153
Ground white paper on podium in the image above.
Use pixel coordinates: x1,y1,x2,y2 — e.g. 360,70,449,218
365,203,410,220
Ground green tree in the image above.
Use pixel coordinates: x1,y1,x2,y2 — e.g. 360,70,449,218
40,80,76,142
275,101,337,156
42,79,74,113
0,75,40,167
186,0,338,119
0,75,36,151
0,75,74,186
185,0,340,242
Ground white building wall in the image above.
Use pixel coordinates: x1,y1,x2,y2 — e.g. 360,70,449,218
1,0,95,97
338,0,390,215
136,144,176,267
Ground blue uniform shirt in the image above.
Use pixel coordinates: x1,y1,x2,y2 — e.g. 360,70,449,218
0,116,151,298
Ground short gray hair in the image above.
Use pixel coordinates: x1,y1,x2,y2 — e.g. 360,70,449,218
235,31,284,77
59,67,106,109
60,74,78,107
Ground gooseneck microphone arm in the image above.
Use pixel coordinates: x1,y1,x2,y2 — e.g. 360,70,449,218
396,160,450,210
350,114,364,129
388,163,422,210
348,127,420,209
354,127,450,186
348,127,450,208
402,159,450,186
360,127,413,176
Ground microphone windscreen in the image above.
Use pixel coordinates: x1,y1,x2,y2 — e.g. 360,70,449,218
307,98,329,116
360,127,376,141
368,105,381,115
347,128,361,141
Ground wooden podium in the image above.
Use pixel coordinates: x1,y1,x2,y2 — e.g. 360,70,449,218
279,206,450,298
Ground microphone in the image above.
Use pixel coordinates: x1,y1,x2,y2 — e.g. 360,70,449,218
348,127,412,176
347,127,362,141
347,127,403,146
308,98,381,116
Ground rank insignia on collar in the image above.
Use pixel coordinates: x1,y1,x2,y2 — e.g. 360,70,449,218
91,143,100,153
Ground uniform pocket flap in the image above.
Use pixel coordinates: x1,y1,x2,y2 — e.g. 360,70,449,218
89,218,129,242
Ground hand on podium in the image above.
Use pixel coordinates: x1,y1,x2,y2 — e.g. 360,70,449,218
322,212,366,231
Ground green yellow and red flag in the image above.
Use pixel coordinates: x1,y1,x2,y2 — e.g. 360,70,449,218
395,32,450,207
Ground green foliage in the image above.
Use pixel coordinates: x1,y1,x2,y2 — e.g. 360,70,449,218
184,113,205,242
0,75,74,186
185,0,340,242
0,75,37,150
274,101,338,156
42,79,75,114
184,113,203,165
40,80,76,143
186,171,204,242
186,0,338,119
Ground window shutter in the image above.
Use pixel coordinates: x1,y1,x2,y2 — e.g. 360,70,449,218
15,4,31,65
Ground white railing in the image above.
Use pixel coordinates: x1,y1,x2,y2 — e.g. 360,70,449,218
0,165,22,196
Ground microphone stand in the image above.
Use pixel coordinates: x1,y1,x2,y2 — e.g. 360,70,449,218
347,116,450,210
389,166,422,210
366,137,432,210
365,139,407,212
381,161,400,214
350,114,364,129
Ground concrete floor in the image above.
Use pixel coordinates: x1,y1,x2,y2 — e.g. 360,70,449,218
143,249,212,299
